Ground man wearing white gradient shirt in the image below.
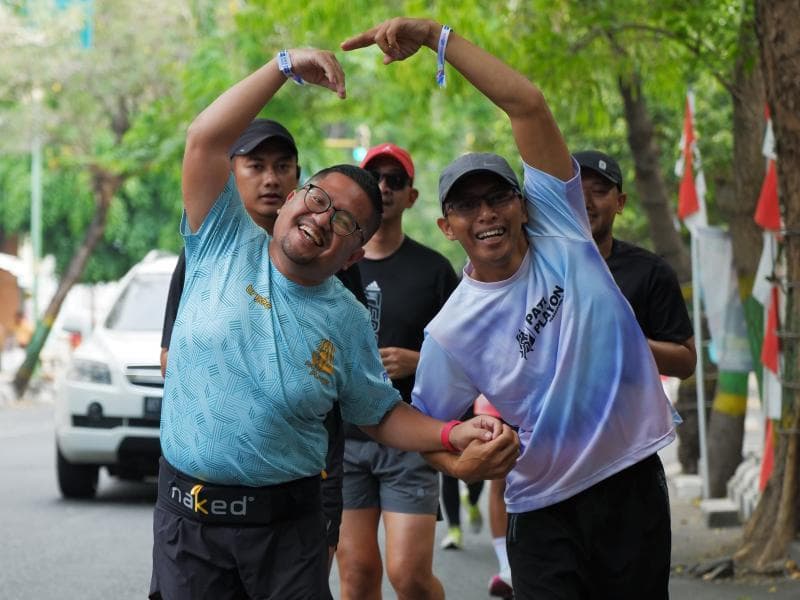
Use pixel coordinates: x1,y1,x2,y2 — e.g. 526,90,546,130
344,17,678,600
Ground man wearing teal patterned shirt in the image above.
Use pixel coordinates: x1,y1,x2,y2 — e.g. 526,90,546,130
149,45,519,600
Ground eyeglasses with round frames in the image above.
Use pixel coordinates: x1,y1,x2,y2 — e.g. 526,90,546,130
367,169,409,191
301,183,365,243
445,188,520,217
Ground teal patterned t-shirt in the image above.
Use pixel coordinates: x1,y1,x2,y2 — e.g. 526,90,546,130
160,175,399,486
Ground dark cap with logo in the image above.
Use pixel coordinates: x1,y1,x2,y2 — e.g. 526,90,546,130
574,150,623,191
229,119,298,159
439,153,521,206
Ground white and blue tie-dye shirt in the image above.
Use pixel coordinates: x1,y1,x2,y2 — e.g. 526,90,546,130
160,175,400,486
411,159,678,514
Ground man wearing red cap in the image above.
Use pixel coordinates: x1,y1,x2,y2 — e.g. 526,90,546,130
336,143,458,600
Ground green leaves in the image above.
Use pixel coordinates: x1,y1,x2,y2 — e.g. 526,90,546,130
0,0,754,278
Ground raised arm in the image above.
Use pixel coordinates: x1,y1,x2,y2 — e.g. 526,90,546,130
182,49,347,232
342,18,572,180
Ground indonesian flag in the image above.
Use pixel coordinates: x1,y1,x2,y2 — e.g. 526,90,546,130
754,105,782,488
755,110,781,231
758,285,782,488
675,91,708,230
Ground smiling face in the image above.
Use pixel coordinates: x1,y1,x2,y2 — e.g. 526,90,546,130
232,138,299,234
437,172,529,282
269,171,374,286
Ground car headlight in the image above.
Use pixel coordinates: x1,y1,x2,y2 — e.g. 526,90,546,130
68,359,112,385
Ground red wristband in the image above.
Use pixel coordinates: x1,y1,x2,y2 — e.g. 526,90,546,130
440,420,462,453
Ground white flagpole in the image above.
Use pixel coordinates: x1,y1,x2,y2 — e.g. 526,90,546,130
691,231,710,499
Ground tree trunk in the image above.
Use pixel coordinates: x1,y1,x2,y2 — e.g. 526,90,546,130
13,167,123,399
736,0,800,570
707,14,767,498
618,73,691,282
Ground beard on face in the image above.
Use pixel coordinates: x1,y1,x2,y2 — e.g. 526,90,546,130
279,231,316,266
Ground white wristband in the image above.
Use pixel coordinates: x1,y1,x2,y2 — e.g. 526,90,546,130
277,49,304,85
436,25,452,88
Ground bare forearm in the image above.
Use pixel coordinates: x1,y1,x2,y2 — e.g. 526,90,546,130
186,58,286,158
182,58,287,231
419,21,571,179
359,402,445,452
416,22,539,120
648,337,696,379
423,450,461,478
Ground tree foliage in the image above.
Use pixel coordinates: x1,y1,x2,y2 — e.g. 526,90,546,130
1,0,756,277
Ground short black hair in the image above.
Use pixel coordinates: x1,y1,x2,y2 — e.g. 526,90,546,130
310,164,382,241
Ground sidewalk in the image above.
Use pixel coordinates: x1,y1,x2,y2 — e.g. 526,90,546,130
666,469,800,598
659,379,800,599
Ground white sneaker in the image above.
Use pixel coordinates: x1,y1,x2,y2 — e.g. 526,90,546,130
440,526,463,550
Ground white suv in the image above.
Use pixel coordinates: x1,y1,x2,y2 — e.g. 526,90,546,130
55,251,177,498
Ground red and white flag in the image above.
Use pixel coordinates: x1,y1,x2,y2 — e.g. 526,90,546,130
675,91,708,231
758,285,781,489
755,107,781,231
753,105,783,488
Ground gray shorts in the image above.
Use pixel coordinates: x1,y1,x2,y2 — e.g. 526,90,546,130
343,438,440,515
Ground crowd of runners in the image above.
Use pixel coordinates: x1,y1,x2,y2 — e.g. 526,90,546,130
151,15,694,600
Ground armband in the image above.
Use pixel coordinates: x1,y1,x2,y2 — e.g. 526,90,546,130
436,25,452,88
440,419,462,453
277,49,305,85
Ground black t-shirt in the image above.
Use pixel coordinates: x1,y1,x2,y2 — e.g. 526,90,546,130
160,249,367,349
358,236,459,402
605,238,693,343
160,249,186,350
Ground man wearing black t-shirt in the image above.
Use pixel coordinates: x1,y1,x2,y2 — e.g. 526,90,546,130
159,118,365,577
336,143,458,600
576,150,696,378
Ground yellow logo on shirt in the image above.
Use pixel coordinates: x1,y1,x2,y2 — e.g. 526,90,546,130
307,339,335,386
246,283,272,309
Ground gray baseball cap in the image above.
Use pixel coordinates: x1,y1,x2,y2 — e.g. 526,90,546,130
438,153,521,206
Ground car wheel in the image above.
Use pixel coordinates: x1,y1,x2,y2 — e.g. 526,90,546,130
56,447,99,499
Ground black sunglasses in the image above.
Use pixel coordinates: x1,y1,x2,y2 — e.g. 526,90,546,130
368,169,409,191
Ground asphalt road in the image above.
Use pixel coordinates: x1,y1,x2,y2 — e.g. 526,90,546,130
2,399,799,599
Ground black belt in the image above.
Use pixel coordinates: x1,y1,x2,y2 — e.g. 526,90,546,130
156,457,321,526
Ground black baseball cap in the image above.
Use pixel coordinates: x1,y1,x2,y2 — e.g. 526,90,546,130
229,119,297,159
574,150,623,191
439,153,521,206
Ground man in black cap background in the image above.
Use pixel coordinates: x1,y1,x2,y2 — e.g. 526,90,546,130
160,118,302,378
575,149,696,379
158,117,366,573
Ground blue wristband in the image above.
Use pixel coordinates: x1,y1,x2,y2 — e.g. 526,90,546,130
436,25,452,88
277,49,304,85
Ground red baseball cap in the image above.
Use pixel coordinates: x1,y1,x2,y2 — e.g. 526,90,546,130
360,143,415,180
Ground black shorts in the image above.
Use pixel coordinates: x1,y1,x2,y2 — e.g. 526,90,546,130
507,454,670,600
322,403,344,548
149,460,331,600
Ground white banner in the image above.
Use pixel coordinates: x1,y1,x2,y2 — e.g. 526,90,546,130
695,227,752,372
